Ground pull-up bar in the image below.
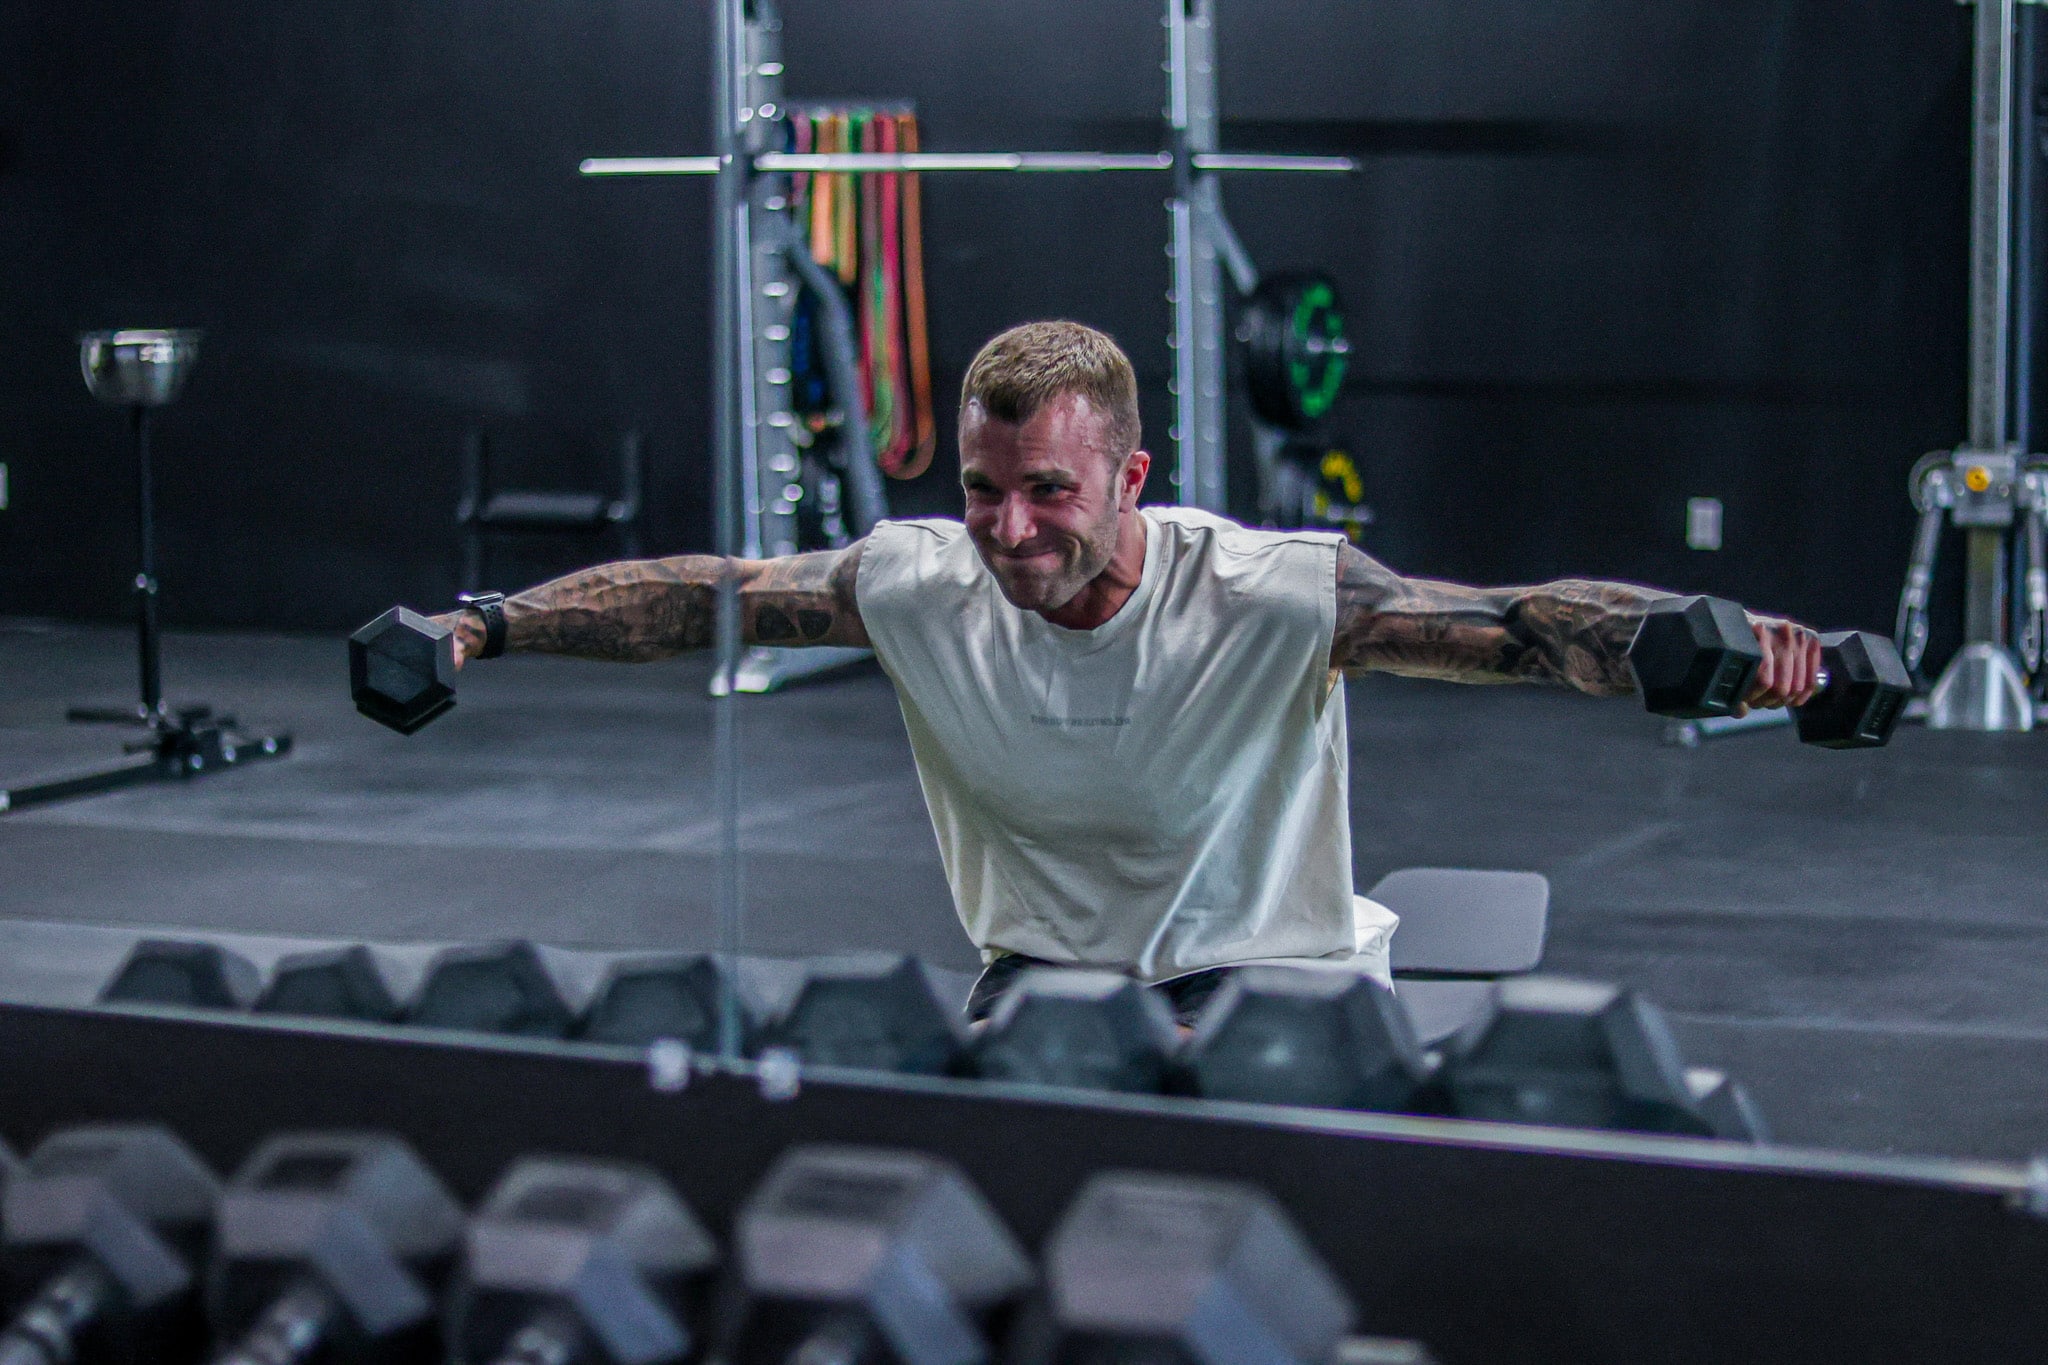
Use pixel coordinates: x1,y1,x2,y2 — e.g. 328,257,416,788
579,151,1353,176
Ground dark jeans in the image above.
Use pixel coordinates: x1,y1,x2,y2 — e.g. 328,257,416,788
966,952,1235,1027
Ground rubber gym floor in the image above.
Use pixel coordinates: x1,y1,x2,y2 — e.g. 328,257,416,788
3,615,2045,1162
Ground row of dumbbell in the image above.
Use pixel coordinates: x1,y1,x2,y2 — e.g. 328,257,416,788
101,938,1762,1142
0,1124,1410,1365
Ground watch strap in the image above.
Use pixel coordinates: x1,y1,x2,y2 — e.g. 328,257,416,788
457,592,508,659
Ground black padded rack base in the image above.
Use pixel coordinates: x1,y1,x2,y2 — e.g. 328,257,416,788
0,999,2041,1365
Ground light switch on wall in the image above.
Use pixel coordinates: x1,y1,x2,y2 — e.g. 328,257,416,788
1686,496,1722,550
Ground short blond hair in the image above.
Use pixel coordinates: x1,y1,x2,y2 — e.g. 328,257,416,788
960,321,1141,459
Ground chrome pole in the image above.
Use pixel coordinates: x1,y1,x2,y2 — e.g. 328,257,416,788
711,0,748,1057
1165,0,1228,512
1929,0,2036,730
1966,0,2015,650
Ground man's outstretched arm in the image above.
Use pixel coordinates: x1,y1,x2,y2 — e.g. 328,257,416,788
441,540,868,666
1328,542,1821,708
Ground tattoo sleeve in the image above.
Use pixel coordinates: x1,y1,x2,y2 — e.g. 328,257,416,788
496,540,869,662
1329,543,1667,696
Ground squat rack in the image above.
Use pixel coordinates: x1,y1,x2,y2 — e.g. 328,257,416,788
581,0,1354,558
582,0,1353,1049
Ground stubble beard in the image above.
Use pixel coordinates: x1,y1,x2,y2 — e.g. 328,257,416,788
978,506,1123,612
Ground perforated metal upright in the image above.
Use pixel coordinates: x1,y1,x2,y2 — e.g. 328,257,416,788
710,2,874,693
736,11,799,563
1166,0,1228,513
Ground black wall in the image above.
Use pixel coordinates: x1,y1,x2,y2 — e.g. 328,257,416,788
0,1,1973,637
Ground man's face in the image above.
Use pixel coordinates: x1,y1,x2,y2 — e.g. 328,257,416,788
959,394,1146,611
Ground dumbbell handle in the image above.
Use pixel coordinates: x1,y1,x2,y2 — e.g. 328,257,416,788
484,1319,580,1365
0,1261,111,1365
212,1279,336,1365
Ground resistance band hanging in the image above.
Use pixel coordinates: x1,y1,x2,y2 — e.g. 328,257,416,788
897,116,935,478
785,103,937,480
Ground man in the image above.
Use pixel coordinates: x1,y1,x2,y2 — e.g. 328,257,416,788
439,322,1820,1019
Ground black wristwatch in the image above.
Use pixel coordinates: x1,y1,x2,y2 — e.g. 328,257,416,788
457,591,508,660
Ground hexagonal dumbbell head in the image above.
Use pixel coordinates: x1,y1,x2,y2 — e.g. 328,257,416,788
407,940,575,1039
0,1124,221,1365
100,938,262,1011
255,946,402,1023
1795,631,1913,749
766,956,963,1075
208,1132,465,1365
1628,595,1763,720
722,1145,1032,1365
970,969,1180,1094
449,1158,718,1365
349,608,457,736
1179,966,1432,1112
1441,976,1730,1137
1681,1067,1769,1143
1015,1171,1354,1365
578,954,749,1053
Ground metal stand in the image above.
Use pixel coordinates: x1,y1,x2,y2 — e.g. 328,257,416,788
1896,0,2044,731
1929,641,2037,729
4,331,293,816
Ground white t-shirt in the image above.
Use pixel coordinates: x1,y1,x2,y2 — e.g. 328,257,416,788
856,506,1396,984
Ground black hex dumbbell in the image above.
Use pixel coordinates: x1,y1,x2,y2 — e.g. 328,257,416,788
207,1132,465,1365
407,941,577,1039
1797,630,1915,749
255,946,403,1023
100,938,262,1011
0,1124,221,1365
349,608,457,735
578,954,753,1053
1629,595,1910,747
765,956,965,1076
1439,975,1764,1141
969,969,1180,1094
447,1158,719,1365
717,1145,1033,1365
1177,966,1435,1113
1007,1171,1356,1365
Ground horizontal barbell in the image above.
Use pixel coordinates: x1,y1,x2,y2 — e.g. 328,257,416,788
578,150,1356,177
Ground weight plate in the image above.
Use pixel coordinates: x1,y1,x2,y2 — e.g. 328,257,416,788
1242,271,1350,431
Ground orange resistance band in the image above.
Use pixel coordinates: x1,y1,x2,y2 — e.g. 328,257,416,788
835,113,859,287
895,113,936,479
877,114,910,472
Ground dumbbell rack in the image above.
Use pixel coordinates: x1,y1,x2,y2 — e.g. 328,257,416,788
579,0,1355,694
2,996,2046,1361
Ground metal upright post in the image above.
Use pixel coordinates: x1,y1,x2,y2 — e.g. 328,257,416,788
1166,0,1228,513
712,6,876,695
131,405,164,720
711,0,748,1058
1929,0,2037,730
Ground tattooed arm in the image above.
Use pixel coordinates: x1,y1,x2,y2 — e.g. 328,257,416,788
1328,542,1822,706
438,540,868,666
1328,543,1656,694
